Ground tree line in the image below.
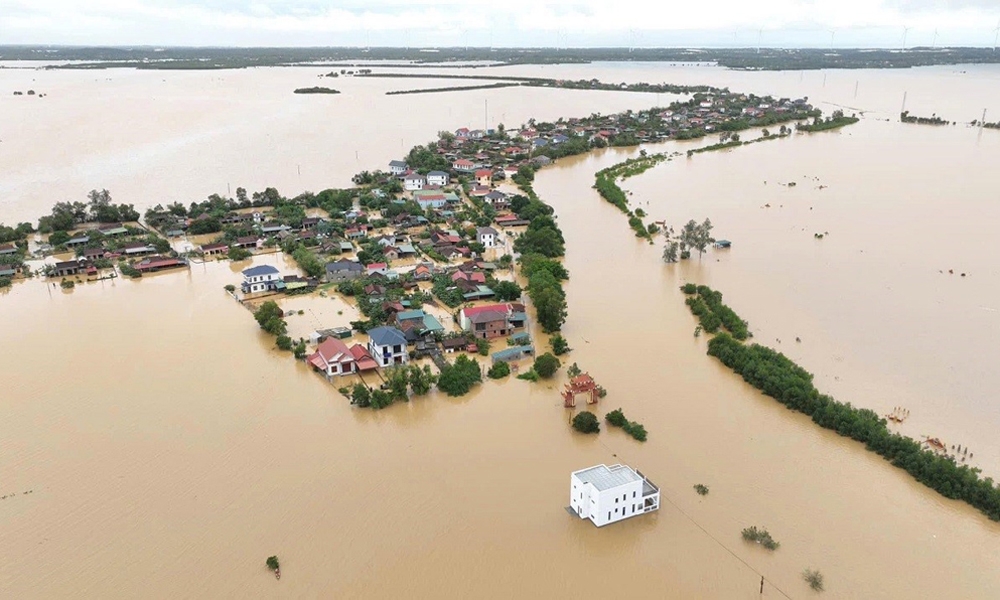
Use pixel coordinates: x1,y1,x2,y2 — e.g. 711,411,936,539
681,285,1000,522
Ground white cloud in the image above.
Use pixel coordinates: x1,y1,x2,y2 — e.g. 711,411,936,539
1,0,998,46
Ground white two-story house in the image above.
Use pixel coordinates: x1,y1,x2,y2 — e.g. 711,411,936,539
426,171,450,186
476,226,499,249
367,326,408,368
388,160,409,175
404,173,427,191
241,264,281,294
569,464,660,527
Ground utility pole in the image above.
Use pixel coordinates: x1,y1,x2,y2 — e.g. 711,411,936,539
901,26,911,51
854,80,859,99
756,29,762,54
759,576,764,594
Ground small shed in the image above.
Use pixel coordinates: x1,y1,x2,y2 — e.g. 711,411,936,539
714,240,732,249
491,345,534,364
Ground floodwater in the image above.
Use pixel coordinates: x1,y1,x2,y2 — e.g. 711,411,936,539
2,63,1000,598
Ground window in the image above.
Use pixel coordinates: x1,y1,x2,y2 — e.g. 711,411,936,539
633,491,636,498
608,512,611,521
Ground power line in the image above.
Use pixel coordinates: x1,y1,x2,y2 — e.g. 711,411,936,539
597,438,795,599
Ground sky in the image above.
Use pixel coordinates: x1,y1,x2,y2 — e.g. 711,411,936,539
1,0,999,47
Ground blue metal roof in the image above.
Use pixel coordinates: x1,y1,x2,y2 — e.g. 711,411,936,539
242,265,279,277
368,326,407,347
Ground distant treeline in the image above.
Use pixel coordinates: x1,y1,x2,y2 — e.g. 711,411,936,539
5,46,1000,71
361,72,715,95
796,113,859,132
293,87,341,94
900,111,950,125
385,82,522,95
681,285,1000,523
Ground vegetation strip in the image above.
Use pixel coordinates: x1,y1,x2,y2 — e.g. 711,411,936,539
605,408,647,441
386,82,522,95
900,111,949,125
681,285,1000,522
293,87,340,94
794,113,859,132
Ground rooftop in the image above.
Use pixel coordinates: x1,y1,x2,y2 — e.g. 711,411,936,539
242,264,279,277
573,464,642,491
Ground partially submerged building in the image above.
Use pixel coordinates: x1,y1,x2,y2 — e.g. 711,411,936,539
569,464,660,527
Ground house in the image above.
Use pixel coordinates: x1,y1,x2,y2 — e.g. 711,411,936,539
65,234,91,248
427,170,450,186
349,344,380,371
452,158,476,172
52,260,86,277
476,227,498,248
569,464,660,527
484,190,508,208
475,169,493,187
452,270,486,285
531,156,552,167
468,186,490,198
0,243,17,255
366,262,388,276
503,165,520,177
301,217,323,230
441,336,470,353
388,160,409,175
396,243,416,257
121,242,156,256
201,242,229,256
367,326,409,367
235,236,261,249
412,263,434,281
134,256,188,273
260,222,291,236
404,173,427,191
459,306,510,339
307,337,357,377
414,193,448,210
82,247,106,261
98,223,129,237
325,259,365,282
383,247,400,261
241,264,282,294
0,264,19,278
491,345,534,364
345,225,369,240
396,309,445,335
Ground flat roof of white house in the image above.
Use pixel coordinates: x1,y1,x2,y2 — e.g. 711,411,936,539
573,464,641,491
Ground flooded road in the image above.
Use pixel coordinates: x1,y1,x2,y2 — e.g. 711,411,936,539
2,63,1000,598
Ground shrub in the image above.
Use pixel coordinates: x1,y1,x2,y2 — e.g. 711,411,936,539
487,361,511,379
533,353,561,378
0,276,11,288
369,389,393,410
742,526,780,550
566,362,581,378
475,338,490,356
625,422,647,442
550,334,570,356
276,335,293,351
437,355,482,397
572,411,600,434
605,408,628,428
224,284,235,292
293,340,307,359
516,369,539,382
60,279,75,289
803,569,824,592
681,283,697,294
694,484,709,496
266,556,280,572
228,247,252,261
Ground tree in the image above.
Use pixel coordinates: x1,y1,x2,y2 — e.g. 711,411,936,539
48,230,71,247
351,383,371,407
550,334,570,356
385,367,410,401
572,411,600,434
492,281,522,302
236,187,249,206
533,353,561,378
228,247,251,261
370,389,393,410
276,335,292,351
662,241,679,263
266,556,280,572
567,362,581,378
487,361,511,379
254,301,287,336
293,340,307,359
408,365,437,395
528,270,567,333
605,408,628,428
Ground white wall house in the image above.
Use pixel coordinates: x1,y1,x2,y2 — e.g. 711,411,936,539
426,171,450,186
476,226,498,248
367,326,409,368
404,174,426,191
241,264,281,294
389,160,409,175
569,464,660,527
306,337,356,377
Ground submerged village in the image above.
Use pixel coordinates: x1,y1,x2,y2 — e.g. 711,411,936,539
1,86,827,412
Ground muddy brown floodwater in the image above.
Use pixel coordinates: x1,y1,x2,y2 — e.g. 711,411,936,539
2,63,1000,598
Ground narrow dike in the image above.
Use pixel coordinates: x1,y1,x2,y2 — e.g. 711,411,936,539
680,284,1000,522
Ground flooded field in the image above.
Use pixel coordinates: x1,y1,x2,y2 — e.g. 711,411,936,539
2,62,1000,598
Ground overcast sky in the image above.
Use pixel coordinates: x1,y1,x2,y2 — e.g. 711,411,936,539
2,0,999,47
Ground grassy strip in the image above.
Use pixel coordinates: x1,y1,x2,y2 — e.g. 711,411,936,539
900,111,950,125
386,82,522,95
796,116,859,132
594,154,675,242
682,285,1000,522
681,284,749,340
